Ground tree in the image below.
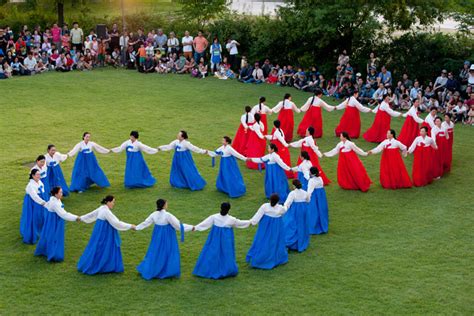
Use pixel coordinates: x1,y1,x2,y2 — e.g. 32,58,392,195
177,0,230,29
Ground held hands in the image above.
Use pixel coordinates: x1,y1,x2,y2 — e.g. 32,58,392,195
131,225,137,231
76,217,81,223
367,150,373,155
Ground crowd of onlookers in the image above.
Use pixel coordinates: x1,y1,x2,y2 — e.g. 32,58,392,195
1,22,473,125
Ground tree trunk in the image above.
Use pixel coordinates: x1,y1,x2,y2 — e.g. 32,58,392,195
57,2,64,27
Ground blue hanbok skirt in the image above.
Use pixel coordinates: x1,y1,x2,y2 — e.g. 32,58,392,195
170,150,206,191
308,188,329,235
34,211,66,262
216,156,246,198
77,219,124,275
41,175,51,198
283,201,310,252
70,151,110,192
20,193,47,244
124,150,156,188
298,172,309,190
48,163,70,196
246,215,288,269
193,226,237,279
137,224,181,280
264,163,289,202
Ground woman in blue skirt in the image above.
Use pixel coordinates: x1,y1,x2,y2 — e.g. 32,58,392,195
111,131,158,188
211,136,247,198
247,194,288,269
68,132,111,193
283,179,310,252
35,187,80,262
31,155,50,198
77,195,136,275
136,199,193,280
291,151,312,190
192,202,250,279
20,169,47,244
158,130,210,191
306,167,329,235
45,144,70,196
248,143,292,202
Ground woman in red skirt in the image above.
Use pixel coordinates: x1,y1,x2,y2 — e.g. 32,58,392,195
421,107,438,136
245,113,267,170
233,106,255,155
265,120,295,178
297,89,335,138
363,94,402,143
431,117,449,179
408,126,438,187
441,113,454,173
323,131,371,192
290,126,331,185
397,99,424,147
271,93,301,142
251,96,273,135
367,129,412,189
335,91,372,139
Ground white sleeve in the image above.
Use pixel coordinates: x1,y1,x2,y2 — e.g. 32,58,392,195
300,98,311,112
289,139,304,148
53,203,78,222
292,102,301,113
306,180,316,198
80,208,99,223
430,138,438,149
272,102,283,113
320,100,336,112
274,154,291,171
254,125,265,140
354,99,372,113
104,209,132,231
302,165,310,180
54,152,68,162
67,143,81,157
275,132,289,147
194,215,214,232
26,185,46,205
158,140,177,151
91,142,110,154
167,213,193,232
250,154,270,163
408,109,424,123
307,138,323,157
369,141,385,155
232,217,251,228
229,146,246,160
111,140,128,153
136,213,155,231
185,141,207,154
249,205,265,226
396,140,407,151
408,138,418,154
350,142,367,156
138,142,159,154
283,192,294,210
324,144,340,157
335,99,348,110
240,115,249,129
383,104,402,117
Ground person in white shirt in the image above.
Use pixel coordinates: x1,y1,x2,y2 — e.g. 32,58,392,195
136,199,193,280
334,90,372,138
45,144,70,196
363,94,402,143
266,120,295,179
431,117,449,179
244,113,267,170
291,150,312,189
407,126,438,187
192,202,251,279
422,106,438,134
306,167,329,234
283,179,310,252
158,130,210,191
23,53,37,74
225,38,239,70
297,89,335,138
233,106,255,155
246,193,289,269
243,62,264,84
31,155,49,196
34,187,80,262
167,32,179,54
441,113,454,173
251,96,272,134
20,169,47,244
272,93,301,142
398,99,425,147
181,31,194,60
68,132,110,193
77,195,136,275
112,130,157,188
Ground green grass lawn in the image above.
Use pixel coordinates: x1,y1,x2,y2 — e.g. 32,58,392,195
0,69,473,314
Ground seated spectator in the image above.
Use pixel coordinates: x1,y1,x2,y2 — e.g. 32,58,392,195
36,58,48,73
469,64,474,87
402,73,413,89
177,57,195,74
293,68,307,89
433,69,448,99
261,59,272,78
175,54,186,73
23,52,37,75
371,83,387,105
142,55,155,73
302,73,318,91
55,53,70,72
2,61,12,78
279,65,295,86
367,66,378,89
452,100,467,123
244,62,264,84
197,57,208,78
238,61,253,82
378,65,392,87
11,57,21,75
125,46,136,69
359,83,374,104
410,80,420,100
445,72,460,92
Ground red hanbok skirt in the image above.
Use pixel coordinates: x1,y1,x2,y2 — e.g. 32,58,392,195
335,106,362,139
434,134,449,178
277,109,294,142
412,145,435,187
233,123,250,155
337,150,371,192
297,144,331,185
363,110,391,143
398,116,420,147
379,148,412,189
245,131,267,170
297,106,323,138
271,139,295,179
444,128,453,173
260,114,268,135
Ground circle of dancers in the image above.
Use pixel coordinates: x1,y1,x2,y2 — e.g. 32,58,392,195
20,90,455,280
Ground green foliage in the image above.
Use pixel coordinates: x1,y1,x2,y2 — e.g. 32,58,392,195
177,0,230,29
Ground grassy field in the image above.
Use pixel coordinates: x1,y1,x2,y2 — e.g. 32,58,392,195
0,69,473,314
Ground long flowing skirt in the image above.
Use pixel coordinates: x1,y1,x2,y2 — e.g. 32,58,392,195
20,194,47,244
34,211,66,262
137,224,180,280
264,163,289,202
77,219,124,275
260,113,268,135
444,129,453,173
297,106,323,138
170,150,206,191
277,109,295,142
379,148,412,189
245,131,267,170
271,139,294,178
216,156,246,198
283,201,310,252
297,172,308,190
124,151,156,188
246,215,288,269
193,226,238,279
337,151,371,192
412,146,435,187
398,116,420,147
233,123,249,155
70,151,110,192
335,106,362,139
297,144,331,185
308,188,329,234
363,110,391,143
47,164,70,196
434,135,449,178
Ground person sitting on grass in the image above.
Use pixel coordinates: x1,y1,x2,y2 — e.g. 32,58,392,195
143,55,155,73
197,57,208,78
244,62,264,84
177,57,195,74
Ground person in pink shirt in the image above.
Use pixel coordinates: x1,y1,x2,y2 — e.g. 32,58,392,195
51,23,62,51
193,30,208,63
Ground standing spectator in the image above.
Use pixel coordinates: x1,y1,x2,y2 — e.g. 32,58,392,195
181,31,193,60
209,37,222,74
109,23,120,52
193,31,208,63
62,23,69,36
378,65,392,87
459,61,470,91
167,32,179,55
225,38,240,71
154,28,167,52
119,31,129,65
145,41,154,58
0,28,7,55
61,32,70,51
70,22,84,53
469,64,474,88
338,49,349,66
51,23,62,50
366,52,379,73
244,62,264,84
137,43,146,67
